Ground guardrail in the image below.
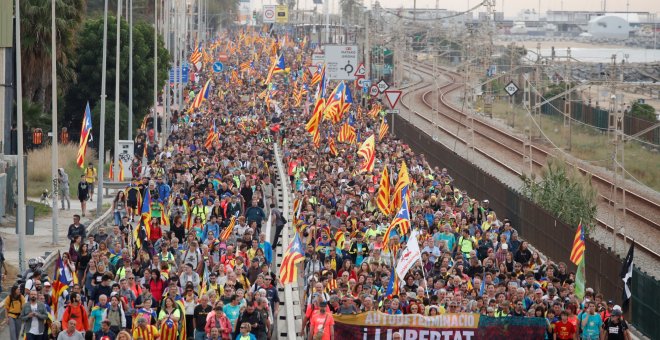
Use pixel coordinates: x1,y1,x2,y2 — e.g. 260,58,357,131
273,142,300,340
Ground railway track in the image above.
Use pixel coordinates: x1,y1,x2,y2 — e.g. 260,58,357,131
399,59,660,262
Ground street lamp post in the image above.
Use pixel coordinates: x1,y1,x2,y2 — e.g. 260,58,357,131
15,0,27,273
51,0,59,245
97,0,109,214
113,0,122,181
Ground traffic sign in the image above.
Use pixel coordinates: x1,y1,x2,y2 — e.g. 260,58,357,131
275,5,288,23
212,62,224,73
504,81,519,96
376,79,389,94
369,85,379,96
169,66,189,84
354,63,367,77
324,45,358,80
356,78,367,89
384,90,403,108
307,65,319,75
386,109,400,115
263,5,276,23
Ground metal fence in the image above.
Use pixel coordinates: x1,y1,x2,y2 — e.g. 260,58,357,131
540,99,659,145
391,114,633,316
632,268,660,338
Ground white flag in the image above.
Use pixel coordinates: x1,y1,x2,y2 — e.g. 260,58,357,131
396,230,421,280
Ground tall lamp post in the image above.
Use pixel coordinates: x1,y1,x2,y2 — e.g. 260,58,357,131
51,0,59,244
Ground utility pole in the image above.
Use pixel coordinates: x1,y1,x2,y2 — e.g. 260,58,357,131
153,0,159,144
113,0,122,181
563,47,572,151
15,0,26,273
128,0,133,140
324,0,329,43
364,10,370,80
509,43,515,128
483,0,495,119
97,0,109,214
51,0,59,244
609,54,626,255
535,42,542,139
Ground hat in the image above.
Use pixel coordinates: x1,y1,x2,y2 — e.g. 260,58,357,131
607,300,614,305
44,282,51,287
501,244,508,250
611,309,623,316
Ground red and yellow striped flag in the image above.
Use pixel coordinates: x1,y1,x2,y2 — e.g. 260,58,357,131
390,161,410,213
570,222,585,265
219,216,236,241
328,137,338,156
377,166,391,215
379,118,389,141
357,135,375,173
337,122,356,144
279,232,305,285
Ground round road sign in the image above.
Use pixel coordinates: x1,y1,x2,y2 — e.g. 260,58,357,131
264,9,275,20
369,85,379,96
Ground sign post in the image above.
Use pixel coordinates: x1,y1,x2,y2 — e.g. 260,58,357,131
384,90,403,135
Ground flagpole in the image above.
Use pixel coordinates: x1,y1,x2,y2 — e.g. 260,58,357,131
51,0,60,245
153,0,159,144
97,0,109,215
114,0,122,182
15,0,27,273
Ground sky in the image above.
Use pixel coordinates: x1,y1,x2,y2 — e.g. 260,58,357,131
370,0,660,16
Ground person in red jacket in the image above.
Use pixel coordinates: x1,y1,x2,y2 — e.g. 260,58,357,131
148,269,166,303
62,292,89,332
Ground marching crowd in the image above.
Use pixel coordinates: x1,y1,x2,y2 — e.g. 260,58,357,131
2,29,632,340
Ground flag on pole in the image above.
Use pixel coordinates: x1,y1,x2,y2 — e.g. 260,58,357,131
279,232,306,285
379,118,389,141
264,54,285,85
376,166,391,215
620,241,634,312
395,230,421,280
357,134,375,173
51,251,72,316
383,186,411,246
108,159,114,180
328,137,338,156
570,222,586,265
385,264,400,298
575,255,586,300
76,102,93,168
219,216,237,241
189,79,212,113
389,161,410,213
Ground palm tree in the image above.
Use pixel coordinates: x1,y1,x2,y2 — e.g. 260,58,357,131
20,0,86,112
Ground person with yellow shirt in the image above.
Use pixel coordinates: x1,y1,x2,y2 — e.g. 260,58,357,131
456,229,477,259
133,316,160,340
2,286,25,340
84,162,97,201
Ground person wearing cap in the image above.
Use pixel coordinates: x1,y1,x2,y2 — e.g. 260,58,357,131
601,309,630,340
308,300,335,340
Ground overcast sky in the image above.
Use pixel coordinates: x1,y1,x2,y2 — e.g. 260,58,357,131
369,0,659,16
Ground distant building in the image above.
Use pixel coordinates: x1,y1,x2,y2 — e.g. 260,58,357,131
587,15,630,39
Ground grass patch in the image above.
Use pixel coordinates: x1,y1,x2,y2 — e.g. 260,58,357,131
490,100,660,191
30,201,53,219
27,144,97,198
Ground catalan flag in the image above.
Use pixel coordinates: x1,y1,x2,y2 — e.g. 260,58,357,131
160,203,170,226
335,230,345,249
385,265,400,298
377,166,391,216
108,159,114,180
379,118,389,141
264,54,286,85
306,99,325,137
279,232,306,285
118,160,125,181
51,251,72,316
357,135,376,173
337,122,356,144
383,186,411,245
189,79,212,112
390,161,410,214
134,190,152,249
76,102,93,168
570,222,585,265
219,216,236,241
328,137,338,156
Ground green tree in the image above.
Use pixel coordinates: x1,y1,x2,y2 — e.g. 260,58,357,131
629,102,657,121
521,158,598,232
64,15,169,136
90,99,129,153
20,0,86,112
